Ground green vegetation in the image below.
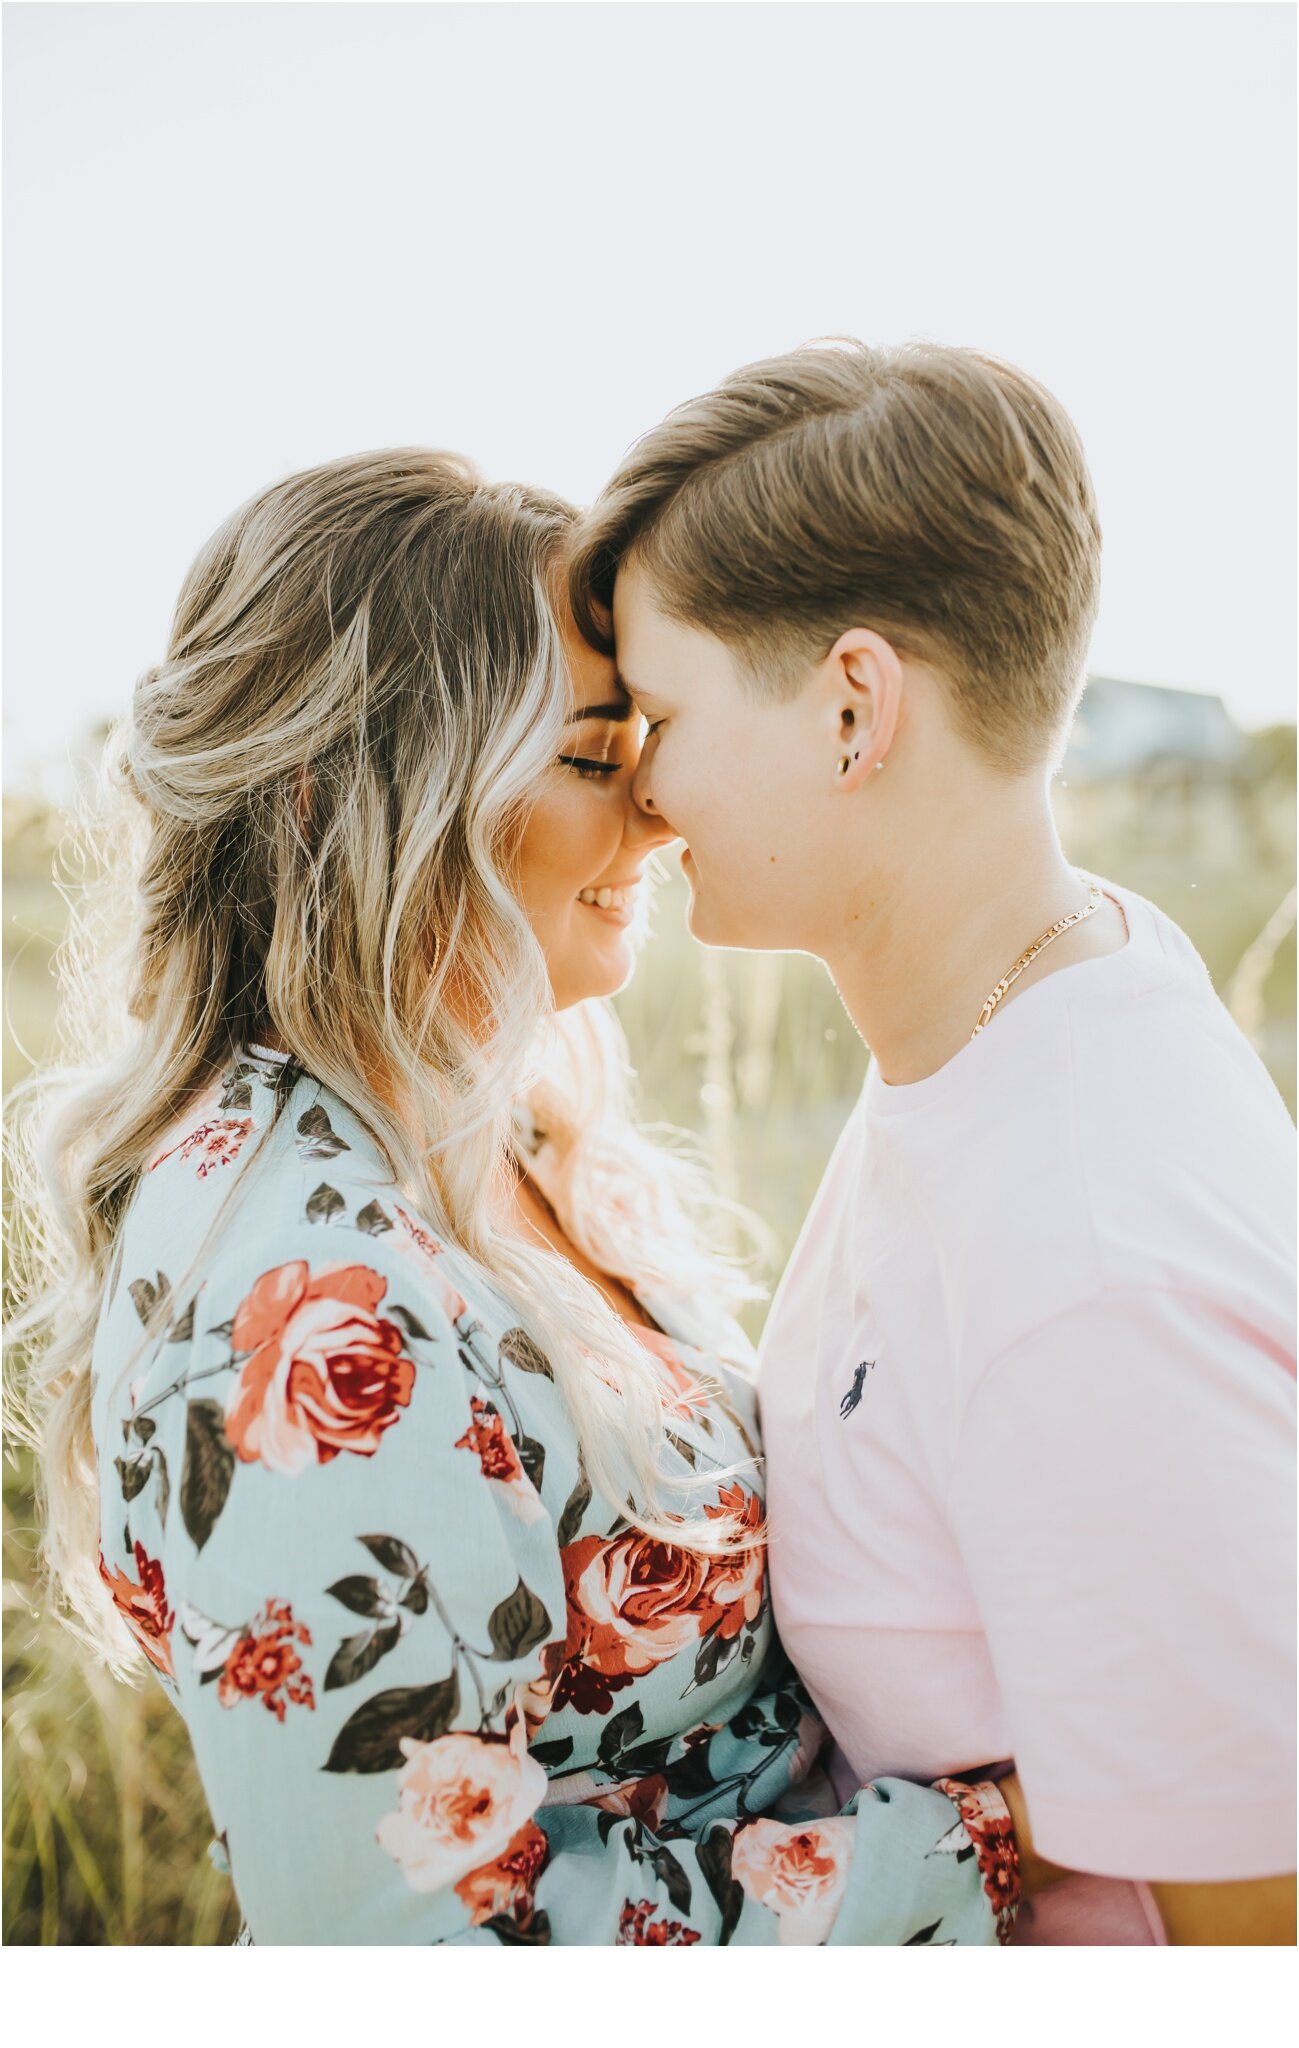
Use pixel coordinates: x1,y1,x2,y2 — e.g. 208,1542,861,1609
4,766,1294,1943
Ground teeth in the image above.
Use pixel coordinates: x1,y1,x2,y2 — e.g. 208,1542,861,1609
577,886,634,910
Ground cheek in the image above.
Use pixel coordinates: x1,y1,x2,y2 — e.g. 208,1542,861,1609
515,783,623,915
660,732,778,856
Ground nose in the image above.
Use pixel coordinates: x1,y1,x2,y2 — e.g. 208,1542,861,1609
627,739,678,848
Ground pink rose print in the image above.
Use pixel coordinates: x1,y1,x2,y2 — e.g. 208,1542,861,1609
376,1715,548,1895
730,1817,853,1945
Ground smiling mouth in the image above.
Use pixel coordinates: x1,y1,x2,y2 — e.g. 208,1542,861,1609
577,886,634,911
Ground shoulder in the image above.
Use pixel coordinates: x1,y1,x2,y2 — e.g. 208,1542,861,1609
872,893,1294,1367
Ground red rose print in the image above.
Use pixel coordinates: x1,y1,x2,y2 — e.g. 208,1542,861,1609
217,1600,315,1722
931,1778,1021,1942
224,1261,417,1474
149,1116,253,1179
453,1820,549,1927
555,1480,766,1705
98,1540,175,1677
549,1656,637,1718
453,1394,546,1526
616,1900,702,1946
699,1482,766,1642
455,1396,524,1483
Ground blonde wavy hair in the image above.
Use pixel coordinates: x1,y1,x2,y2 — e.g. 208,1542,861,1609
8,448,762,1669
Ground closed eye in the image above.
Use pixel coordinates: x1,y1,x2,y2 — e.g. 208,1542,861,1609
558,756,621,779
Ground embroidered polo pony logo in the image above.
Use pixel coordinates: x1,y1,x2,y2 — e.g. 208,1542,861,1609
839,1359,875,1419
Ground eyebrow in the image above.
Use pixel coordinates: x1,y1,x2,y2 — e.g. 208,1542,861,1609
571,699,636,723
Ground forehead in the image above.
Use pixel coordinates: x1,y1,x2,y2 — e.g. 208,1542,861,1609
559,606,621,707
612,559,742,701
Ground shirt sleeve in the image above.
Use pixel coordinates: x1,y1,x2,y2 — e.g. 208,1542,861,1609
949,1284,1296,1883
129,1223,1009,1944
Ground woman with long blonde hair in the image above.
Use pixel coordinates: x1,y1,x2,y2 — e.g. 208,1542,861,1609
10,449,1026,1944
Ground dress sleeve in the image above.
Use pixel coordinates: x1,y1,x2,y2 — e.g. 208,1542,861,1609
949,1285,1296,1883
131,1224,1011,1944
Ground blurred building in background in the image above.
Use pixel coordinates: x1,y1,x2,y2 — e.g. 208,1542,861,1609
1059,677,1292,875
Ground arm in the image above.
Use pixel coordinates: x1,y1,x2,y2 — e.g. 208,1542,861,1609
129,1224,1015,1943
1151,1877,1296,1947
1003,1772,1294,1941
949,1286,1295,1937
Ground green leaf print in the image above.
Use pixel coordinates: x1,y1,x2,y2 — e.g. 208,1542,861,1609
357,1535,420,1578
556,1455,591,1547
696,1826,745,1946
323,1673,461,1773
326,1575,392,1617
295,1105,351,1160
128,1271,170,1326
324,1622,403,1692
485,1579,552,1662
180,1399,236,1551
305,1182,345,1225
498,1328,553,1379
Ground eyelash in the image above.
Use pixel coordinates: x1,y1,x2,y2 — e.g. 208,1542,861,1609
558,756,620,780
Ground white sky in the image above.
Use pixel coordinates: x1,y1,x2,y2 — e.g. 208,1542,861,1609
4,0,1296,790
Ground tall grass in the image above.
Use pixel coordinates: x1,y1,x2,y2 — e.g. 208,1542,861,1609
3,776,1294,1943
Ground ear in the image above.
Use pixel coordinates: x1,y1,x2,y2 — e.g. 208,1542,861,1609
821,628,904,790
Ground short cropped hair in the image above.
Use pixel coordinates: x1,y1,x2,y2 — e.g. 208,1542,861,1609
569,339,1102,772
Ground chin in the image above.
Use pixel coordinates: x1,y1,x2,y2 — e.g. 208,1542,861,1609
556,936,636,1009
688,895,784,954
685,889,742,949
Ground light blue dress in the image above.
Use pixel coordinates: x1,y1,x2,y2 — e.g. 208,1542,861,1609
90,1047,1019,1945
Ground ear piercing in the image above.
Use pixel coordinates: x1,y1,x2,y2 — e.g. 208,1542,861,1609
837,754,886,776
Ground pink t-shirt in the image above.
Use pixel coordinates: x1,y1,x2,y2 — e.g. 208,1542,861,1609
759,878,1296,1944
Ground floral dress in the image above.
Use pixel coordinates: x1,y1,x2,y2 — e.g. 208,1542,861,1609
90,1047,1019,1946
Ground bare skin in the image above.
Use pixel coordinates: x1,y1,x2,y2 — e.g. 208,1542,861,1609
615,559,1132,1085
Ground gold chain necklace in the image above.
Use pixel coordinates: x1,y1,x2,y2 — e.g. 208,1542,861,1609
971,881,1104,1038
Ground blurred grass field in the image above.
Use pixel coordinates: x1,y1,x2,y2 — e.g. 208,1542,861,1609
4,758,1295,1944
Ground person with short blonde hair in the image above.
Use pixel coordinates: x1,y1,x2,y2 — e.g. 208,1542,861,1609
573,339,1297,1946
11,446,1030,1945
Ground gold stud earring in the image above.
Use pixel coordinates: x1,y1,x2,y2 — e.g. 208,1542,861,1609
837,755,852,776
